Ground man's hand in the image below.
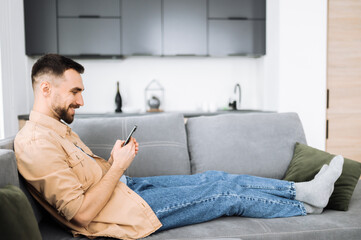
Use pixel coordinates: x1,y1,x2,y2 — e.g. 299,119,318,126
72,137,139,227
108,137,139,170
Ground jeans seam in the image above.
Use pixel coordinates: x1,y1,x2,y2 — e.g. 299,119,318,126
289,182,296,200
237,185,291,191
155,192,302,214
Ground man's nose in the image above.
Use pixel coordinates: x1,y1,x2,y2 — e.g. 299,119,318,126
77,94,84,106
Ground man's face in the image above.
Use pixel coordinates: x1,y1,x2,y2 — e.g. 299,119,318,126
50,69,84,124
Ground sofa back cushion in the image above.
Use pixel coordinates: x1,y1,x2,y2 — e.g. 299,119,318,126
186,112,307,179
71,113,191,177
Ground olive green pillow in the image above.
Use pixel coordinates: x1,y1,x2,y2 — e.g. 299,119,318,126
284,143,361,211
0,185,42,240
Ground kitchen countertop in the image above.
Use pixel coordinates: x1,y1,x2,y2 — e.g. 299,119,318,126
18,109,273,120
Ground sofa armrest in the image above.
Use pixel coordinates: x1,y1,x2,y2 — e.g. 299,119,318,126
0,136,15,150
0,149,19,188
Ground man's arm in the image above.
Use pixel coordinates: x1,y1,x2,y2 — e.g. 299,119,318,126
71,138,138,227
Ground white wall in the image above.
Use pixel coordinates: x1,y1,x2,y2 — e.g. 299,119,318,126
61,57,264,113
0,46,4,139
276,0,327,150
2,0,327,151
0,0,32,138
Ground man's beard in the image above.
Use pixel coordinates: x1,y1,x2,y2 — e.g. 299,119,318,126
53,104,79,124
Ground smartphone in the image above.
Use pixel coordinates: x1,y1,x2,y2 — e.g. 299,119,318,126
123,125,137,146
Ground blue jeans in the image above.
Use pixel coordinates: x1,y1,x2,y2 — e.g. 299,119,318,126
126,171,306,231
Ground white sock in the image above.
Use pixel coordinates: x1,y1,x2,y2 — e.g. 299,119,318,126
295,155,344,208
315,164,328,179
303,203,324,214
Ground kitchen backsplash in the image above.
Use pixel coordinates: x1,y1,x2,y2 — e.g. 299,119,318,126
28,56,265,113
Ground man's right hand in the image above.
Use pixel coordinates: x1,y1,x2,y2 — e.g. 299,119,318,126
72,137,138,227
110,137,137,171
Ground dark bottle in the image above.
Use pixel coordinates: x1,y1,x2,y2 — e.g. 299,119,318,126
115,81,122,113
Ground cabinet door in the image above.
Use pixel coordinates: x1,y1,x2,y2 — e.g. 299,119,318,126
122,0,162,56
209,0,265,19
327,0,361,162
57,0,121,17
163,0,207,56
24,0,57,55
58,18,121,56
208,20,265,56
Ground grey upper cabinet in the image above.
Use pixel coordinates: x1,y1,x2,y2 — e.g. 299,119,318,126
57,0,122,56
163,0,207,56
208,0,266,56
209,0,266,19
122,0,162,56
209,20,265,56
24,0,266,57
57,0,121,17
24,0,57,55
58,18,121,56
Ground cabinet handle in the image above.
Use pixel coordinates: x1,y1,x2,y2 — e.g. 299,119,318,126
326,120,329,139
228,17,248,20
78,54,101,58
228,53,248,56
327,89,329,109
131,53,154,56
175,54,197,56
78,15,100,18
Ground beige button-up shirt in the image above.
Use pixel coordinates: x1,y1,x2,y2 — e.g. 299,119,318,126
14,111,162,239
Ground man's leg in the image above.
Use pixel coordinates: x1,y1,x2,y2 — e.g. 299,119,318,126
128,170,297,199
126,156,343,231
127,174,306,231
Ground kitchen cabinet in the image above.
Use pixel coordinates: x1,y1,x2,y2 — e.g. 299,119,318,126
57,0,121,17
209,20,265,56
209,0,266,19
208,0,266,56
24,0,57,55
24,0,266,57
57,0,122,56
58,18,121,56
163,0,207,56
122,0,162,56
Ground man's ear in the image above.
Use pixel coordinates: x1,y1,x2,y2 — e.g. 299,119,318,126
39,81,51,96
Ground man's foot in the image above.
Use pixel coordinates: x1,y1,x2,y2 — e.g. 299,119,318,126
315,164,328,179
295,155,344,208
303,203,324,214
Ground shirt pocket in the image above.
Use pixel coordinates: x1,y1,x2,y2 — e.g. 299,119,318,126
66,152,91,190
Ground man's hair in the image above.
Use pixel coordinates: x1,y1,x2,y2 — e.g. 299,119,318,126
31,54,84,88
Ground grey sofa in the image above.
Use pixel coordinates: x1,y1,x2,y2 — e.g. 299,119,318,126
1,112,360,240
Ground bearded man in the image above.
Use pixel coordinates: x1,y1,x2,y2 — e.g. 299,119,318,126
14,54,343,239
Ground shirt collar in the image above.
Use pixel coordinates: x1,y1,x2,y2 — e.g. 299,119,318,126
29,110,72,138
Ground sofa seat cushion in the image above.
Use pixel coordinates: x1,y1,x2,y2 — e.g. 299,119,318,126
38,181,361,240
0,185,42,240
71,113,190,177
145,180,361,240
186,113,307,179
283,142,361,211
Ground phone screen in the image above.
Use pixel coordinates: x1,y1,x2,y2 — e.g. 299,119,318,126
123,125,137,146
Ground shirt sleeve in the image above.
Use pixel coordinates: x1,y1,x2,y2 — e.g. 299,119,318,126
16,137,84,221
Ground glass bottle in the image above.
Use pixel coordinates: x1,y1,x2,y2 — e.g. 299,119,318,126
115,81,122,112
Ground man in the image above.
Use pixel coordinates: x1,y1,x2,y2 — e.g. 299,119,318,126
15,54,344,239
